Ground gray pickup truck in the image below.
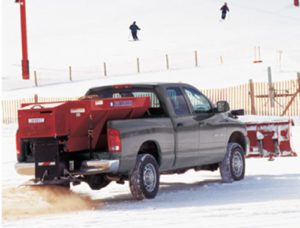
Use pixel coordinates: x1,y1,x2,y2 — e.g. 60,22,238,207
16,83,247,200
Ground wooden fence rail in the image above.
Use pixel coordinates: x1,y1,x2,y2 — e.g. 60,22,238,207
202,78,299,116
2,79,299,124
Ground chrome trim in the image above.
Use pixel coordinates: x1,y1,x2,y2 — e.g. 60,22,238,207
80,159,120,174
15,159,120,176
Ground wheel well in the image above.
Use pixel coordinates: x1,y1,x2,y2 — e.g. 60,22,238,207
138,141,161,166
228,132,247,153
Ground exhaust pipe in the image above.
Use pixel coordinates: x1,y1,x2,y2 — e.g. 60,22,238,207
80,159,119,175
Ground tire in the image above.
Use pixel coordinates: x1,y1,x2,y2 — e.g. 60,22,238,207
129,154,160,200
219,143,245,183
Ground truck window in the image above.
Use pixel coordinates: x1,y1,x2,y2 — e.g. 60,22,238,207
88,87,167,117
184,88,212,113
167,88,190,116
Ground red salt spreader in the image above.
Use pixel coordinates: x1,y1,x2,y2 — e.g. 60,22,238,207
16,96,150,185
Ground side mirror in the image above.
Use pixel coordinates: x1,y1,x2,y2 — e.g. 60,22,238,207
216,100,230,113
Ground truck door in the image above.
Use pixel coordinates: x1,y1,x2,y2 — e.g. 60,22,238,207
166,87,200,169
183,87,227,164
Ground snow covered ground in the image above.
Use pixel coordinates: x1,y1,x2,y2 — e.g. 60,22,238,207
1,0,300,227
1,124,300,227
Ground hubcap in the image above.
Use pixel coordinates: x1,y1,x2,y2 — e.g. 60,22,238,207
143,163,157,192
232,151,243,177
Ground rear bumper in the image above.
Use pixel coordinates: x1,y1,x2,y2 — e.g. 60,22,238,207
15,162,35,176
15,159,120,176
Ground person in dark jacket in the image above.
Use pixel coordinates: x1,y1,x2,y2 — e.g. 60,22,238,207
220,3,230,20
129,21,141,41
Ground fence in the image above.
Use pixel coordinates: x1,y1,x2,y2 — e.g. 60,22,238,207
202,77,300,116
29,50,224,87
12,45,286,88
2,97,76,124
2,78,299,124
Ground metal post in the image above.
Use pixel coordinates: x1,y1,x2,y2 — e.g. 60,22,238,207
166,54,169,70
69,66,72,81
16,0,30,80
103,62,107,76
137,58,140,73
195,50,198,67
268,66,275,108
34,71,38,87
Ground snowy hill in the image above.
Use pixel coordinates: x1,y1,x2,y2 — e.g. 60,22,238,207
2,0,300,97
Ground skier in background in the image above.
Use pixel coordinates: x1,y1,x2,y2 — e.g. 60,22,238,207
129,21,141,41
220,2,230,20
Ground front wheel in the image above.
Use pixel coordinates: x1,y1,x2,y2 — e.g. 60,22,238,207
219,143,245,183
129,154,160,200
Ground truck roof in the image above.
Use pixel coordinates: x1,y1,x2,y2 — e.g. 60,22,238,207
86,82,193,95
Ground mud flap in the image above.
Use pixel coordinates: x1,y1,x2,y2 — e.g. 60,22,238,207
33,138,61,182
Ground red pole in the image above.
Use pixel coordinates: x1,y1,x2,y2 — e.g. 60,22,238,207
17,0,30,80
295,0,299,7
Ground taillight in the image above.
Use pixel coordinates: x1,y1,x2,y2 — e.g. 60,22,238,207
16,129,21,160
107,128,122,153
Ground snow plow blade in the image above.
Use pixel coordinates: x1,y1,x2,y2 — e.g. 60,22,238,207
240,117,297,159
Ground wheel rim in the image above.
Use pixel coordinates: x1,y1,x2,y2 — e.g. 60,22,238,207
143,163,157,192
232,150,243,177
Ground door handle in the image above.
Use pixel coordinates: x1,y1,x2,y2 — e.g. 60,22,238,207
199,122,207,127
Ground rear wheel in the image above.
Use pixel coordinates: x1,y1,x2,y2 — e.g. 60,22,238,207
219,143,245,183
129,154,160,200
